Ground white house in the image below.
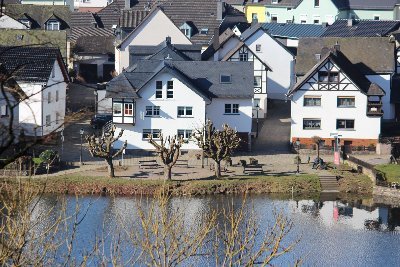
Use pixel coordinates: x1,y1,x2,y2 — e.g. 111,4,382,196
114,8,192,74
0,46,69,138
105,59,254,150
287,46,386,149
202,24,295,117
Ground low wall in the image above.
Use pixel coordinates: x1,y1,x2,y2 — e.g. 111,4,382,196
373,186,400,203
344,155,377,183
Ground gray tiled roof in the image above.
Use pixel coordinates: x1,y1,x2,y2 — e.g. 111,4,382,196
289,49,385,97
107,59,254,99
71,11,97,28
0,46,66,83
333,0,400,10
262,23,327,39
96,0,126,28
120,9,150,28
74,35,115,54
296,37,395,75
5,4,71,29
68,27,114,42
322,19,400,37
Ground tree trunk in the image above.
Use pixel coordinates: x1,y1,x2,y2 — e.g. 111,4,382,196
106,158,115,178
164,165,172,180
215,161,221,178
317,144,320,160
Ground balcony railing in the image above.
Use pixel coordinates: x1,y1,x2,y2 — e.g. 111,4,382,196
367,101,383,116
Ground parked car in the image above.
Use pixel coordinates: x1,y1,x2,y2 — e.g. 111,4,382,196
90,114,112,129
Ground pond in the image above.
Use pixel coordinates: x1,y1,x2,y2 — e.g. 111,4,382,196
26,194,400,266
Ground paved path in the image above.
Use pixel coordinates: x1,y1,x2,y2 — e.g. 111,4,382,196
253,100,291,154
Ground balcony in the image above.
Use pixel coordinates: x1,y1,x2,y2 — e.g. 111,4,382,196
367,101,383,116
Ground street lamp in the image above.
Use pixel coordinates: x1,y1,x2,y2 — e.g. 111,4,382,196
94,90,98,114
296,138,300,175
256,103,260,138
80,128,84,165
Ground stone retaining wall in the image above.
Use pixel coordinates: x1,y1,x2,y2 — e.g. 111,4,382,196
373,186,400,203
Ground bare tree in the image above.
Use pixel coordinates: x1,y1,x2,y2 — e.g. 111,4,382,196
148,134,183,180
193,120,241,178
311,136,323,160
86,125,127,178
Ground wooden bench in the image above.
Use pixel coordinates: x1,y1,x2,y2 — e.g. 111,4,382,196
139,160,159,169
243,165,263,174
175,159,189,168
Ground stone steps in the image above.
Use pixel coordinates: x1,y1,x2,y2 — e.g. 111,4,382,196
319,175,339,192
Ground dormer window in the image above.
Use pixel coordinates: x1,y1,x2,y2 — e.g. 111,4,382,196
18,19,31,28
46,19,60,31
200,28,209,35
180,23,192,38
220,74,231,83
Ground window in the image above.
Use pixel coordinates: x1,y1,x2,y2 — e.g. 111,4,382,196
142,129,161,139
313,18,320,24
337,119,355,130
304,96,321,106
48,92,51,103
272,0,278,3
271,15,278,23
55,112,60,124
256,44,261,52
200,28,209,34
318,71,339,83
0,105,8,117
314,0,319,7
46,115,51,126
252,13,258,20
156,81,162,99
177,106,193,117
51,68,55,78
180,23,192,38
56,90,59,102
300,15,307,24
286,19,293,23
254,76,261,87
253,98,260,108
374,15,380,20
337,97,355,108
19,19,30,28
315,54,321,61
145,106,160,116
220,75,231,83
225,104,239,114
177,129,192,140
239,51,248,61
46,20,60,31
113,102,122,115
167,81,173,99
124,103,133,116
303,119,321,129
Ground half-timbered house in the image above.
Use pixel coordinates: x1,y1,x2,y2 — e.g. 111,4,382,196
288,45,387,148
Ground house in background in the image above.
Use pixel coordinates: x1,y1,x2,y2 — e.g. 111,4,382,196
336,0,400,20
245,0,266,23
73,0,113,12
203,24,295,118
0,13,29,29
105,59,254,151
0,46,69,137
20,0,74,11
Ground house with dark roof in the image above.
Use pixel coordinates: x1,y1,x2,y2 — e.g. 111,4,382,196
336,0,400,20
105,59,254,150
322,19,400,37
203,23,295,117
287,37,396,148
0,46,69,137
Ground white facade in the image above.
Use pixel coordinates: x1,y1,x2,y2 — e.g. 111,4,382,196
0,15,28,29
112,72,252,150
115,9,192,73
73,0,110,11
18,61,67,136
290,60,382,142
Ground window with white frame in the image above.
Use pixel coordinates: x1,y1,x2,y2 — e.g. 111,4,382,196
303,96,321,106
336,119,354,130
177,106,193,117
314,0,319,7
256,44,261,52
113,102,122,115
19,19,30,28
167,81,173,99
337,97,355,108
124,103,133,116
253,98,260,108
145,106,160,116
55,112,60,124
254,76,262,93
177,129,192,140
46,20,60,31
113,99,135,123
252,13,258,20
56,90,59,102
225,104,239,114
48,91,51,103
300,14,307,24
46,115,51,126
303,119,321,129
156,81,162,99
239,47,248,61
0,105,8,117
142,129,161,139
271,14,278,23
318,71,339,83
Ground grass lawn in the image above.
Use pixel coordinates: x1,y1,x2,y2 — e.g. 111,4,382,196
375,164,400,183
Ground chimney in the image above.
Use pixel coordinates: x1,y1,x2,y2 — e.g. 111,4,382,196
124,0,131,9
333,41,340,52
347,18,353,27
217,0,223,21
212,27,219,49
166,36,171,45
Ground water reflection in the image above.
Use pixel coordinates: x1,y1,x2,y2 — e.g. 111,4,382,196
9,194,400,266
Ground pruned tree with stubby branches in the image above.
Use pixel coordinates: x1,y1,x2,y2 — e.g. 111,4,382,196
86,125,127,178
311,136,323,160
148,134,183,180
193,120,241,178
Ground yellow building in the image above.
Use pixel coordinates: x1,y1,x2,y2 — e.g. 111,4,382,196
245,3,267,23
